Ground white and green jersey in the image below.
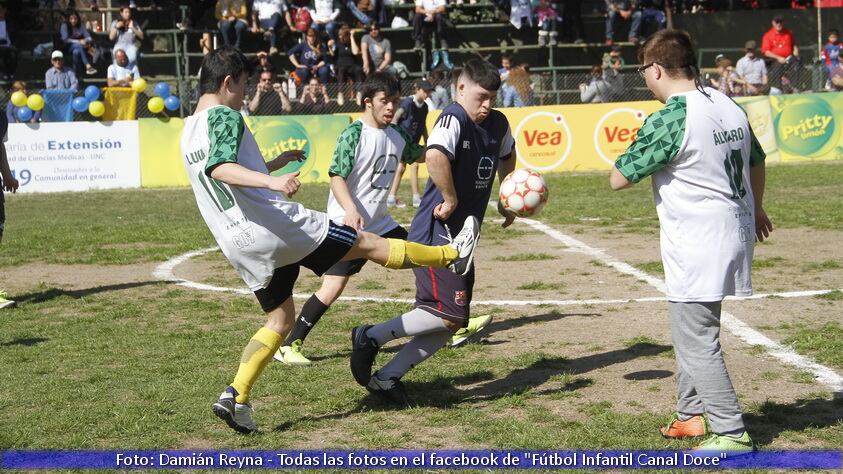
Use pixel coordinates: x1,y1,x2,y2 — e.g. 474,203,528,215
327,120,422,235
615,88,766,302
181,105,328,291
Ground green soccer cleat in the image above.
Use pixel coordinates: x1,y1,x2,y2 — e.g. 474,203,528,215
451,315,492,347
693,431,755,452
0,290,16,309
273,339,312,366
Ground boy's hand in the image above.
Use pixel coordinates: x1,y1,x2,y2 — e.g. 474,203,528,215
755,207,773,242
266,150,305,172
343,208,365,230
433,199,457,221
3,175,19,193
497,201,516,228
268,171,301,197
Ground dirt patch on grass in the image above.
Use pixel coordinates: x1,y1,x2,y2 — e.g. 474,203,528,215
3,262,161,295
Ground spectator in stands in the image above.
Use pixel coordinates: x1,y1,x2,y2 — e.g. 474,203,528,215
761,14,800,94
251,0,293,56
535,0,560,46
361,23,394,75
216,0,248,49
822,29,840,87
299,76,331,112
60,9,97,75
45,50,79,91
251,50,276,81
106,48,139,86
0,1,18,81
6,81,40,123
249,69,293,114
829,65,843,91
561,0,584,44
346,0,383,27
735,40,767,95
580,64,612,103
638,0,666,39
509,0,533,30
499,54,511,80
709,55,743,97
603,49,625,100
288,28,331,84
605,0,641,46
312,0,340,42
413,0,452,70
333,25,364,102
109,6,144,66
502,64,532,107
179,0,217,55
427,69,449,109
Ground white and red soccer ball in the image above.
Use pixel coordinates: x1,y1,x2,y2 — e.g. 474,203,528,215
499,168,549,218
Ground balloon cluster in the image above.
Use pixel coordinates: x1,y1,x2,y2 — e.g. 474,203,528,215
147,81,180,114
10,90,46,122
70,85,106,117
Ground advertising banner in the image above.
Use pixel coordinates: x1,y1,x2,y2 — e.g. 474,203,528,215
138,114,350,188
5,121,140,193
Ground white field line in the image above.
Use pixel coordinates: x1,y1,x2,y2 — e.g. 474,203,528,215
152,246,842,306
516,216,843,395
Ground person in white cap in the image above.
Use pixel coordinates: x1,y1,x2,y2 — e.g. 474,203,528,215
44,50,78,92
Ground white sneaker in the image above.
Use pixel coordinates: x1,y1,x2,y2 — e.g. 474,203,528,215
412,194,421,207
211,387,257,434
447,216,480,276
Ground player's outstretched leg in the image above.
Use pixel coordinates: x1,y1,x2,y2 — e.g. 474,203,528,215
344,215,480,275
213,297,296,434
274,276,349,366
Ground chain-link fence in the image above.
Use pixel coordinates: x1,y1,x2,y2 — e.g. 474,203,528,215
0,64,833,120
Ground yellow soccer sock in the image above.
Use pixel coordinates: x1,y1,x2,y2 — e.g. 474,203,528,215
231,327,283,404
385,238,407,269
406,241,458,267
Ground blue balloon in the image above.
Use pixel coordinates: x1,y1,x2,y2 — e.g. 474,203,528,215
154,82,170,98
72,96,90,113
16,106,33,122
84,85,100,101
164,95,180,111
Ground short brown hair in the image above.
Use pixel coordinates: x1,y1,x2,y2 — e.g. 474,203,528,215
638,29,698,80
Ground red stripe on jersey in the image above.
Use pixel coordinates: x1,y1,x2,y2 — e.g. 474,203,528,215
428,266,443,311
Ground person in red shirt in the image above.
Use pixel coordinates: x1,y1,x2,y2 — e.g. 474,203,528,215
761,15,801,93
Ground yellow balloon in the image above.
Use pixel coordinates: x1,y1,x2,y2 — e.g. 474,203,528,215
131,77,147,93
88,100,105,117
27,94,45,111
148,97,165,114
11,91,27,107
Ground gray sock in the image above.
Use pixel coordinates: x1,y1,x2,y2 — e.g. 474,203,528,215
377,330,452,380
367,307,447,347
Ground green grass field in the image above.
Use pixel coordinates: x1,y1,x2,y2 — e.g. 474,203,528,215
0,162,841,453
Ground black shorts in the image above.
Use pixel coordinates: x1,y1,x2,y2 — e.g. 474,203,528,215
324,225,408,277
253,222,358,312
413,266,474,327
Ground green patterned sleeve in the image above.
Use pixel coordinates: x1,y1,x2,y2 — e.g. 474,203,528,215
748,125,766,166
329,121,362,179
614,96,687,183
391,124,424,164
205,107,245,177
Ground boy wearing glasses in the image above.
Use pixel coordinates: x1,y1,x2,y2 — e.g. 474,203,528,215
612,30,772,452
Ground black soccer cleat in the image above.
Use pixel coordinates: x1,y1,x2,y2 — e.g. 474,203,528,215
350,325,378,386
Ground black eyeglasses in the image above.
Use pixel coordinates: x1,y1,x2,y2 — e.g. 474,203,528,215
637,62,658,77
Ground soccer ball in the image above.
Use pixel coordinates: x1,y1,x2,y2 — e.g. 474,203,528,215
499,169,549,217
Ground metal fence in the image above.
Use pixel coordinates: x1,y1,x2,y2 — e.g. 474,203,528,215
1,64,833,121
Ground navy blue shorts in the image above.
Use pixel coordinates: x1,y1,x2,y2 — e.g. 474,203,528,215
413,266,474,327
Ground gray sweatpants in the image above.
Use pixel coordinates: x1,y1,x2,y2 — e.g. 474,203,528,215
669,301,745,436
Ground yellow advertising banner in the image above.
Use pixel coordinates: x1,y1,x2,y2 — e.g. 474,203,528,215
139,114,351,187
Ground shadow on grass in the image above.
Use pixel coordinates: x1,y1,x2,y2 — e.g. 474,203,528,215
15,281,167,304
273,342,671,430
306,312,600,362
0,337,49,347
745,397,843,447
